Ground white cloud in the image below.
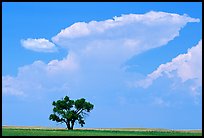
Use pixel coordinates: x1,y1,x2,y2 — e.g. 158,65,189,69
21,38,57,52
4,11,200,98
47,51,79,74
2,53,79,97
51,11,199,64
136,40,202,92
52,11,199,41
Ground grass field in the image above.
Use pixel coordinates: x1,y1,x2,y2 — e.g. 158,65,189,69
2,126,202,136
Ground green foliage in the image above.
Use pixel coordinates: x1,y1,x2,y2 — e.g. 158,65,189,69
49,96,94,130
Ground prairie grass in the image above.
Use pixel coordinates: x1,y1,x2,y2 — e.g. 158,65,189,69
2,126,202,136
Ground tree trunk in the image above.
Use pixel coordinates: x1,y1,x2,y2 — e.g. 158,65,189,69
70,120,75,130
66,121,71,130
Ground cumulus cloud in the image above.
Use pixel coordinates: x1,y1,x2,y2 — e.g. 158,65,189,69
52,11,199,41
21,38,57,52
136,40,202,91
4,11,200,98
2,53,79,96
51,11,199,64
47,51,79,74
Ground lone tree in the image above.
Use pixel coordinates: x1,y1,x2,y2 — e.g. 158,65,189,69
49,96,94,130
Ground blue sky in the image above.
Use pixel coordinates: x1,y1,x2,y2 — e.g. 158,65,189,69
2,2,202,129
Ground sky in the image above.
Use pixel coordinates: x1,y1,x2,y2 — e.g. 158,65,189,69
2,2,202,129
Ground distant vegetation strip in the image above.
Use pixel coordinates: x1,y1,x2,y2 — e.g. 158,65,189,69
2,126,202,136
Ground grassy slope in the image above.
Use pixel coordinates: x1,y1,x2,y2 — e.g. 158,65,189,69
2,126,202,136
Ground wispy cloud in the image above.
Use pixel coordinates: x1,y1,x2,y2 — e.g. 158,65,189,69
21,38,57,53
152,97,170,107
2,76,25,96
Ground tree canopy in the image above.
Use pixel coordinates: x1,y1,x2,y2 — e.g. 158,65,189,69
49,96,94,130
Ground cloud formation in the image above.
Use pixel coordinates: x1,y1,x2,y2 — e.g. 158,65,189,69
52,11,199,42
4,11,200,97
2,52,79,96
136,40,202,91
51,11,199,64
21,38,57,52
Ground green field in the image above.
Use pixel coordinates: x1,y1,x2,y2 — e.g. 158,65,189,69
2,126,202,136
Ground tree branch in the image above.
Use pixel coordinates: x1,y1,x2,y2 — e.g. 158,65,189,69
77,109,84,115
